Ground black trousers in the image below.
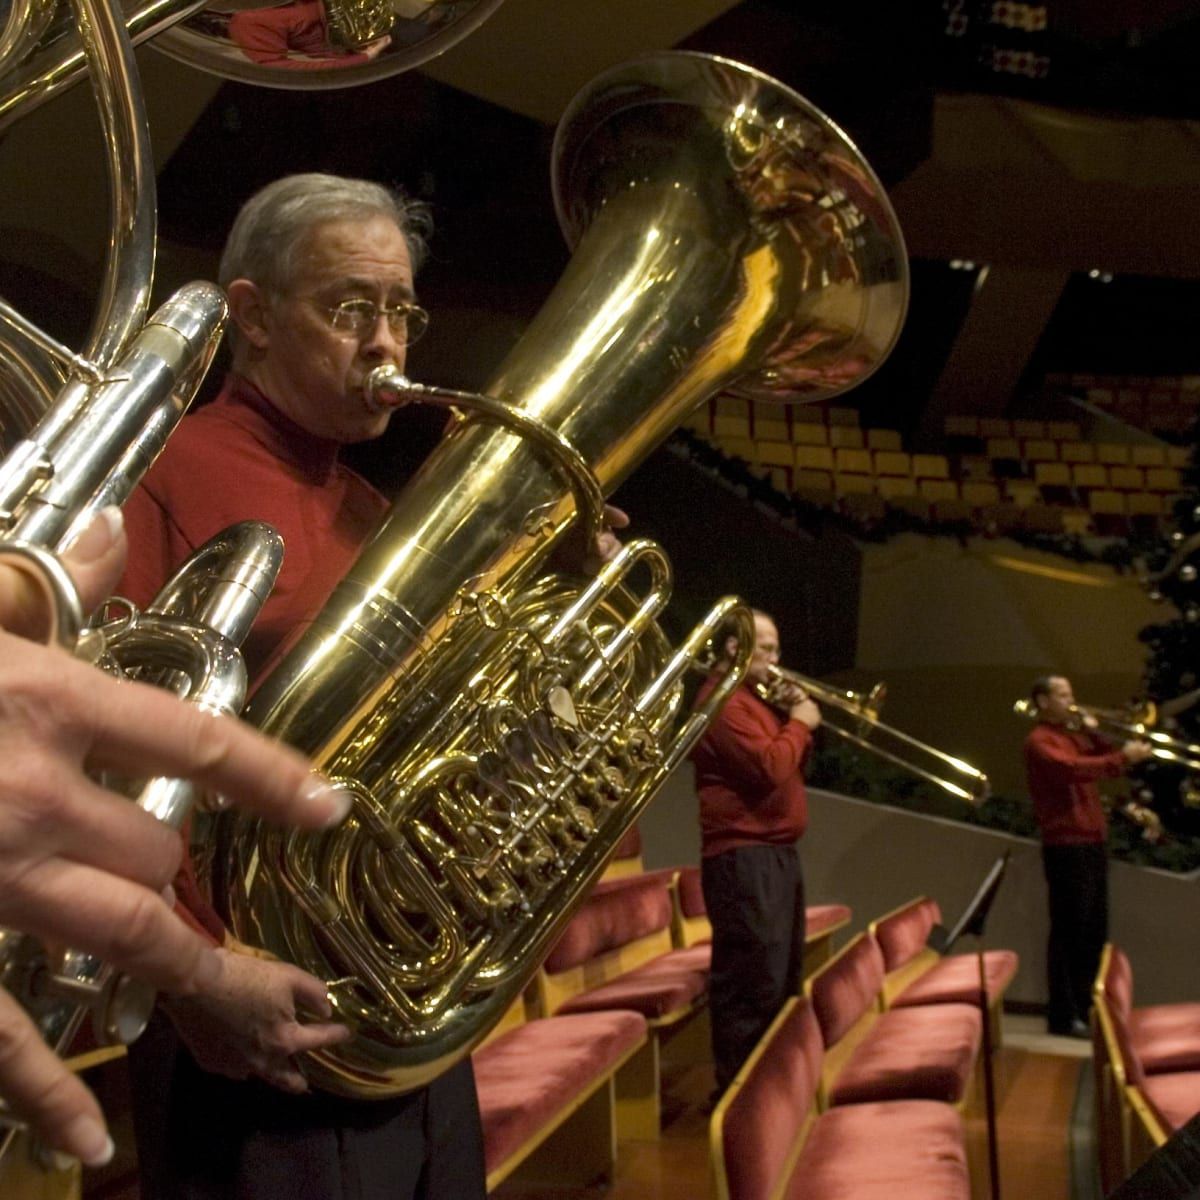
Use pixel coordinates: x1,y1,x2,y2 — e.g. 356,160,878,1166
1042,841,1109,1032
702,843,805,1093
128,1012,487,1200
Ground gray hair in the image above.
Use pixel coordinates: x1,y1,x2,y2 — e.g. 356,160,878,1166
218,173,432,297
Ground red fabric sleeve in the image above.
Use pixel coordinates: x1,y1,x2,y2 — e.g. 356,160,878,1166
119,483,192,609
228,8,368,69
704,696,813,798
1025,730,1126,783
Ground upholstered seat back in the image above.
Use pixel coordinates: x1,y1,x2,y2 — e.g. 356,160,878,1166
544,874,672,974
873,896,942,972
716,998,822,1200
808,932,886,1049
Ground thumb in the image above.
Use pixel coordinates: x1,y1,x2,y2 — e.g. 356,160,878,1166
60,507,127,612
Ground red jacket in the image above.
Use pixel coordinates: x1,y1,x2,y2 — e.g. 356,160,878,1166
120,374,389,942
1023,722,1126,846
690,673,813,858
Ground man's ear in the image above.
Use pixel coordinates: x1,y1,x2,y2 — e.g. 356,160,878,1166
225,278,271,351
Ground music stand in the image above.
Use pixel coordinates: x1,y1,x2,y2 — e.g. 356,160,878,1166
928,850,1012,1200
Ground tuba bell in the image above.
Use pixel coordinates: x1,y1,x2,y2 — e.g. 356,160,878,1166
219,50,909,1097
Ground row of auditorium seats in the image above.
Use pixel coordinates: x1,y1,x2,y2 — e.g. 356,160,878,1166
710,895,1019,1199
688,400,1184,536
1091,943,1200,1194
473,845,853,1192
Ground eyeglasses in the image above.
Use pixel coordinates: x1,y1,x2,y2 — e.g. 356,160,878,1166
323,298,430,344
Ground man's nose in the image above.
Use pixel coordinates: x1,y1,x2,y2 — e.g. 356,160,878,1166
360,313,405,363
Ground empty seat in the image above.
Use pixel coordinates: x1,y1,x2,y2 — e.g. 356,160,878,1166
866,429,902,451
1005,480,1040,507
1023,439,1058,461
1013,419,1047,439
835,474,876,497
755,440,794,468
912,454,950,480
1034,462,1072,488
873,450,911,476
1131,445,1167,467
828,406,859,427
1048,420,1083,440
792,423,830,446
794,469,834,499
795,446,835,472
830,426,865,449
752,400,788,442
1088,490,1126,515
985,437,1021,460
714,415,751,439
1145,467,1182,492
1097,443,1132,465
1127,492,1165,516
1167,446,1190,467
1072,463,1108,489
877,476,918,499
1108,466,1146,490
961,481,1001,507
958,455,993,481
1060,442,1096,464
919,479,959,502
834,447,873,475
979,418,1012,438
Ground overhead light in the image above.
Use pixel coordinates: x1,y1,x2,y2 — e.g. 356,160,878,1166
948,259,977,271
1087,269,1114,282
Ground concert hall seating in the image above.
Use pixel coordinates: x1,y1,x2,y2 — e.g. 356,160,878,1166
669,863,851,976
1092,943,1200,1190
534,871,710,1137
870,894,1018,1045
689,395,1190,538
710,995,971,1200
804,931,981,1111
472,997,648,1191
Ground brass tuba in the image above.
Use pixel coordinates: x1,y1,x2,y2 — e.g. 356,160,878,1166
220,50,909,1097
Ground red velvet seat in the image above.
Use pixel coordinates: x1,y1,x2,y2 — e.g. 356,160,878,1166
1098,945,1200,1075
826,1004,981,1106
556,962,707,1019
806,931,981,1109
872,894,1017,1012
788,1100,969,1200
1140,1071,1200,1134
889,949,1019,1008
711,995,969,1200
474,1010,646,1178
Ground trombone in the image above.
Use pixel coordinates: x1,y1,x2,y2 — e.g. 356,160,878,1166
1013,697,1200,774
761,665,991,805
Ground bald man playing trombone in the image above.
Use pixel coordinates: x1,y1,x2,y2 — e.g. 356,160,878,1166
690,608,821,1097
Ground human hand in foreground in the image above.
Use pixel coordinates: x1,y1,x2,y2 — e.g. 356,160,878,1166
0,508,350,1166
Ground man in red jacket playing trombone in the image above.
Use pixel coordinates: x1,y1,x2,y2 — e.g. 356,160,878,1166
691,608,821,1096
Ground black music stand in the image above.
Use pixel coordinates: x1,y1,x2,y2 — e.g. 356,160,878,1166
928,850,1013,1200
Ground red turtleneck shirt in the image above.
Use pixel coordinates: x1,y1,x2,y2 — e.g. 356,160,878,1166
690,674,814,858
120,373,389,940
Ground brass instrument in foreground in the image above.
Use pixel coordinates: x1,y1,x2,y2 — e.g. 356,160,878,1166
1013,697,1200,774
761,665,990,805
219,49,909,1098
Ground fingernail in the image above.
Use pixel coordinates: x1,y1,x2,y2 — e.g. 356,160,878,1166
61,1116,113,1167
161,884,177,908
62,507,124,560
302,775,353,827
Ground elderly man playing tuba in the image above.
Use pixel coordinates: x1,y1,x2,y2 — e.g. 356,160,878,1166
118,173,488,1200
